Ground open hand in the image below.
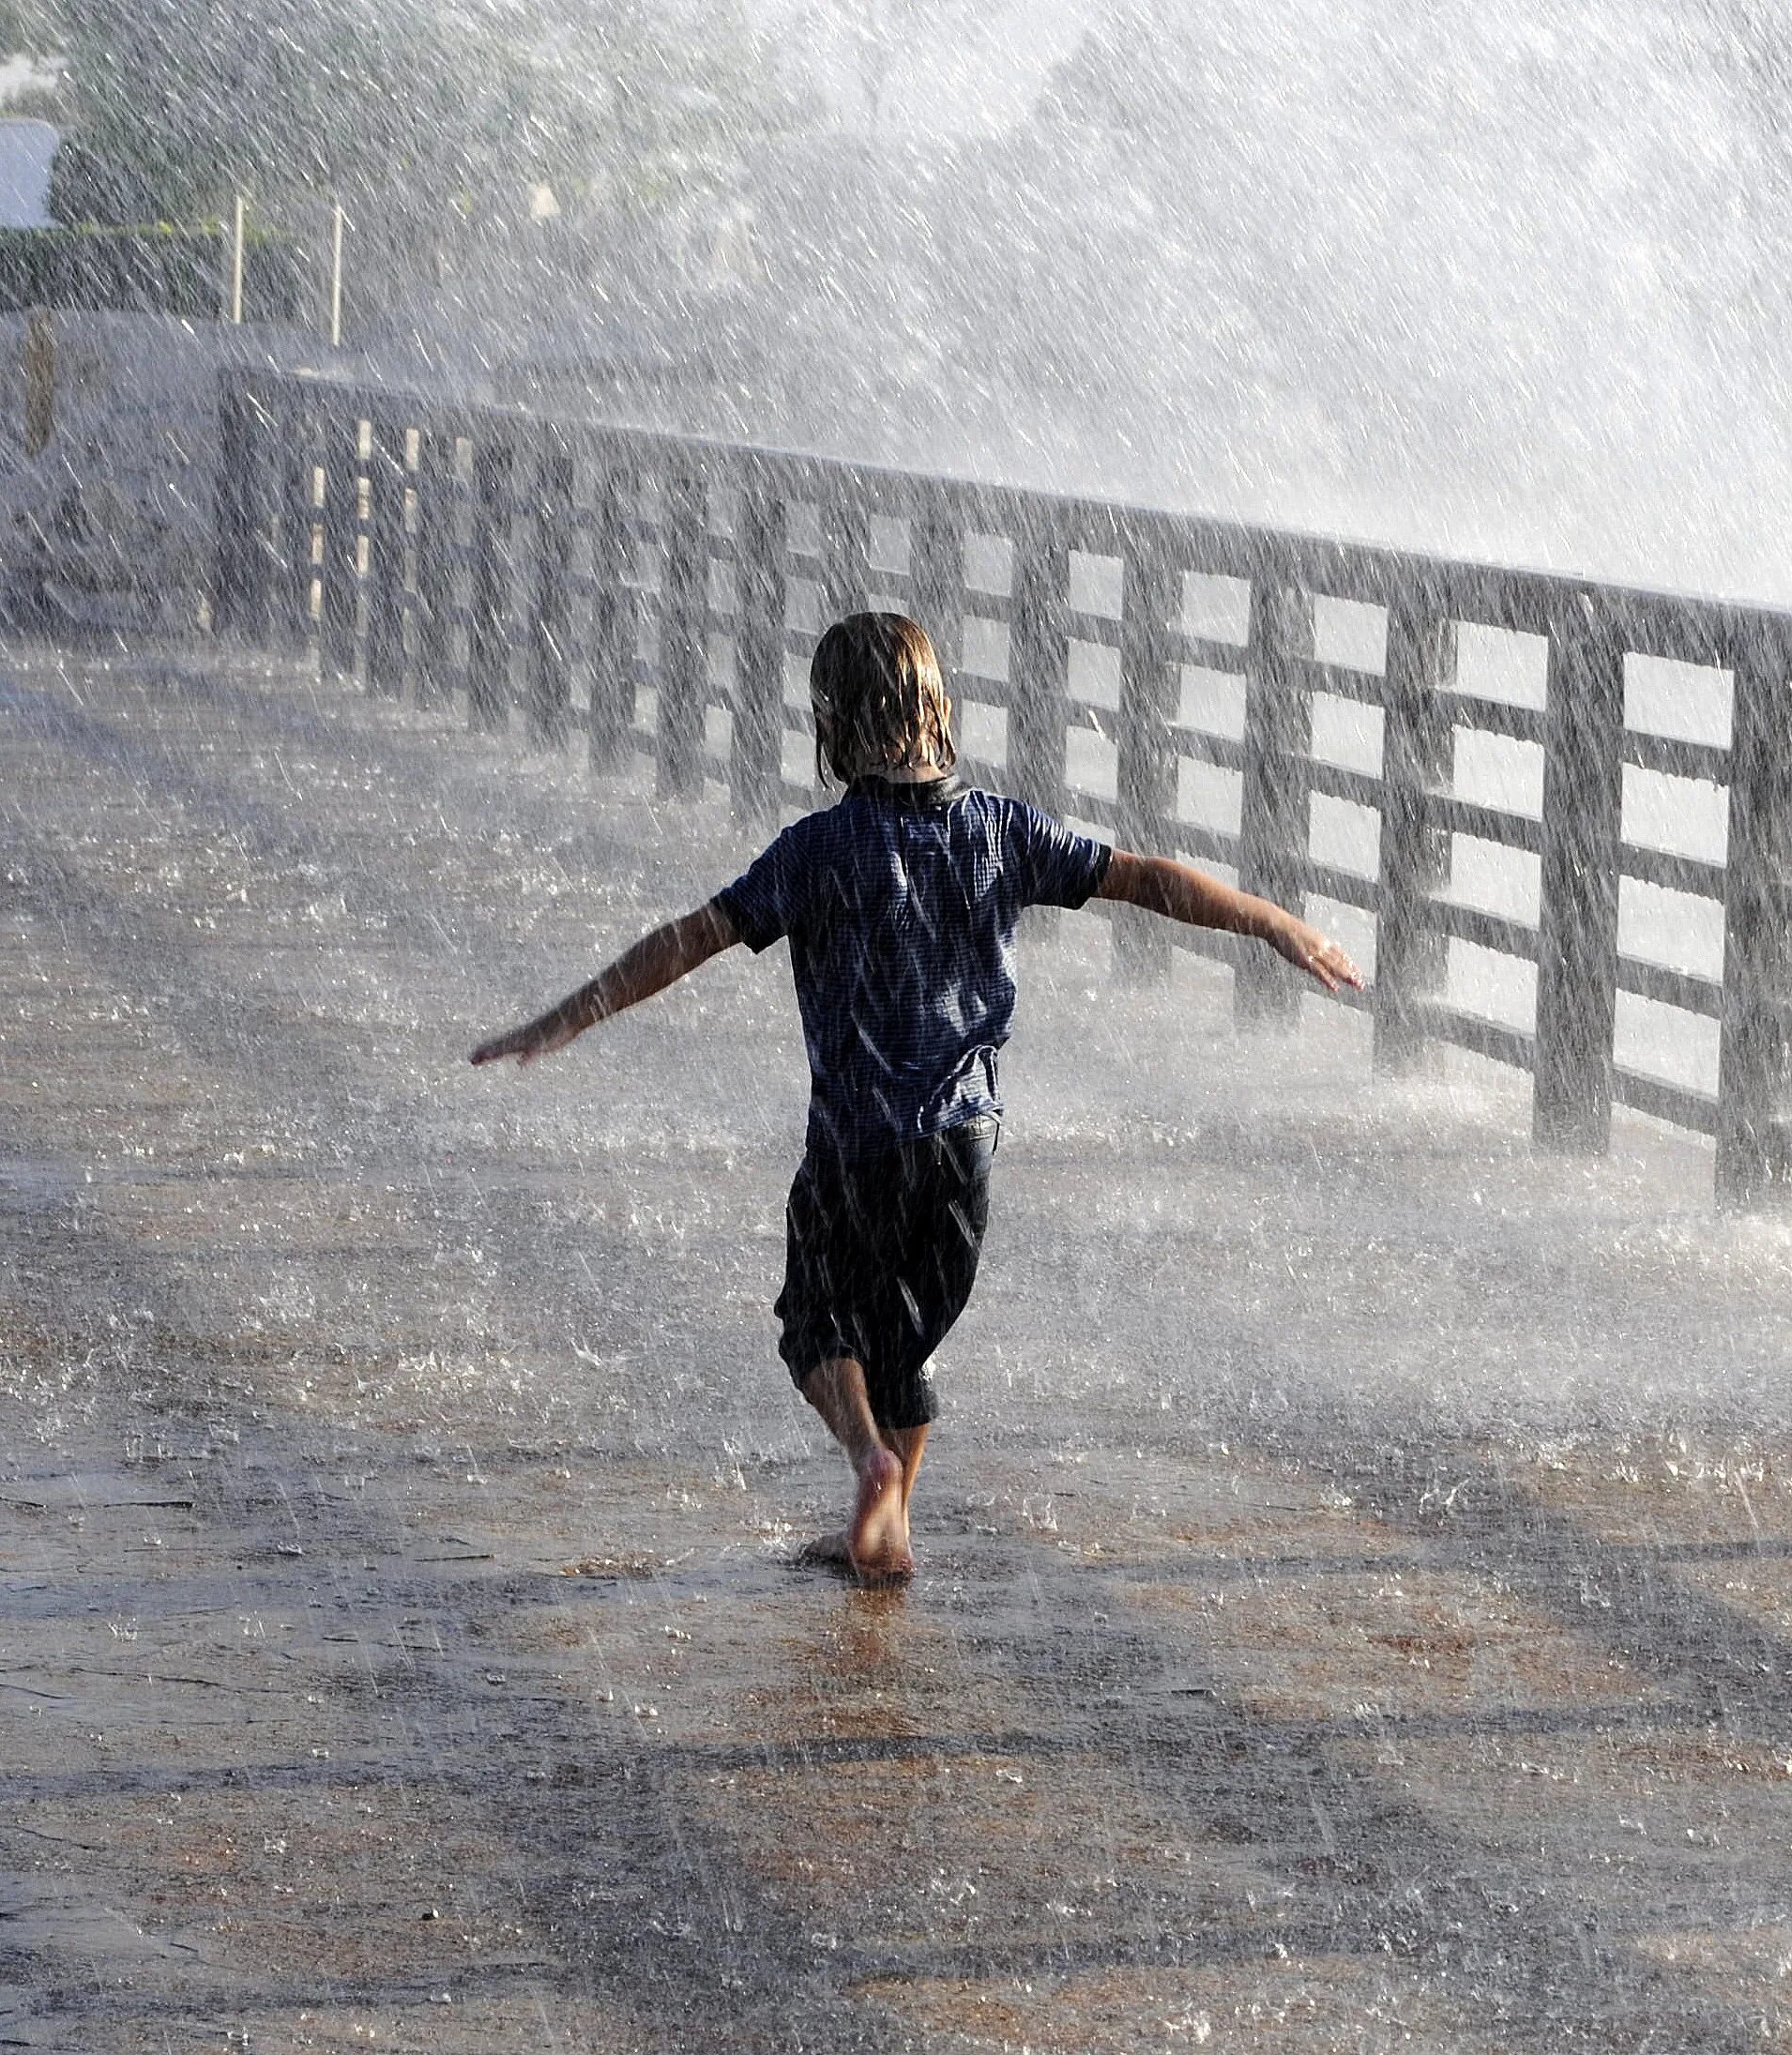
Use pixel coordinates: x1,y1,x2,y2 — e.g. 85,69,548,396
469,1008,581,1067
1270,916,1365,996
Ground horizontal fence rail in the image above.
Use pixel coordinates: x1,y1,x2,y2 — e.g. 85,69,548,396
212,370,1792,1208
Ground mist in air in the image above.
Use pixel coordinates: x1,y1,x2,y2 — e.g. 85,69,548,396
665,0,1785,603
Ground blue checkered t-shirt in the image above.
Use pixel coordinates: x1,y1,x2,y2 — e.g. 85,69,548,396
716,774,1111,1159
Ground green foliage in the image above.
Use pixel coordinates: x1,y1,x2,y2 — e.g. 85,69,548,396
33,0,798,228
42,0,472,223
0,0,56,54
0,222,301,316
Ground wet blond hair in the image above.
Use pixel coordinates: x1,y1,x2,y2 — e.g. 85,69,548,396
809,613,956,786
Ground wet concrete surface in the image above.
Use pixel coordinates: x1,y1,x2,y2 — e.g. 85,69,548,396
5,644,1792,2050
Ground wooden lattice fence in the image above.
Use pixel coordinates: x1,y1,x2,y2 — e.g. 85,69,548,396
214,371,1792,1207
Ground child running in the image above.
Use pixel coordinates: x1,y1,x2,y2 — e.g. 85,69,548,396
471,614,1362,1583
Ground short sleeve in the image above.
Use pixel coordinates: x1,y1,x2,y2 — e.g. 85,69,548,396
1007,802,1112,910
714,818,817,952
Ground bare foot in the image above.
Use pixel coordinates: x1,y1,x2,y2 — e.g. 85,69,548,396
849,1446,913,1584
795,1530,854,1571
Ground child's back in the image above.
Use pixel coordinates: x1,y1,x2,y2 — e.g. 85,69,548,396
471,611,1361,1584
717,770,1110,1157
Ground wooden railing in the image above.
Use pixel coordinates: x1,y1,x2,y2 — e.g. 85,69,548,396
213,370,1792,1207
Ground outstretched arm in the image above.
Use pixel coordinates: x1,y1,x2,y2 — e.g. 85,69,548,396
470,899,739,1066
1095,849,1363,995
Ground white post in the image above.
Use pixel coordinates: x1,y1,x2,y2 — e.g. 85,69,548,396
329,203,345,349
229,194,246,325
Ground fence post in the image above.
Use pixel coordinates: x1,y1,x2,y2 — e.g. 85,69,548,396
213,377,266,643
1374,592,1457,1070
363,410,409,698
1236,571,1315,1026
467,429,514,733
413,422,461,708
824,488,869,625
276,390,317,654
1010,517,1071,814
318,406,363,680
526,423,573,750
658,469,707,799
588,463,635,771
1115,527,1178,983
733,473,785,824
1533,593,1624,1152
1717,620,1792,1207
910,496,964,697
23,308,53,456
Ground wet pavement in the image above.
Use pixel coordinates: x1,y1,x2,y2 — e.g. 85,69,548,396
5,644,1792,2051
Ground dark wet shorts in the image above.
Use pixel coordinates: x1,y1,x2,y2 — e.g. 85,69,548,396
776,1117,998,1432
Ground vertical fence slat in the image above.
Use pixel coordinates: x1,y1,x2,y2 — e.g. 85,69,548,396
1115,529,1178,982
824,490,870,625
589,464,635,770
1717,622,1792,1206
468,430,514,733
1534,594,1624,1151
1236,573,1316,1026
318,407,363,681
733,475,785,824
277,394,317,655
412,425,460,708
910,497,964,699
527,424,573,750
364,412,409,698
246,385,281,648
213,378,266,643
1374,594,1457,1069
1010,520,1070,814
658,470,707,799
913,496,965,812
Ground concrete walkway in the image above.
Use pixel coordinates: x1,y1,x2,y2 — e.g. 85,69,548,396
4,643,1792,2052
